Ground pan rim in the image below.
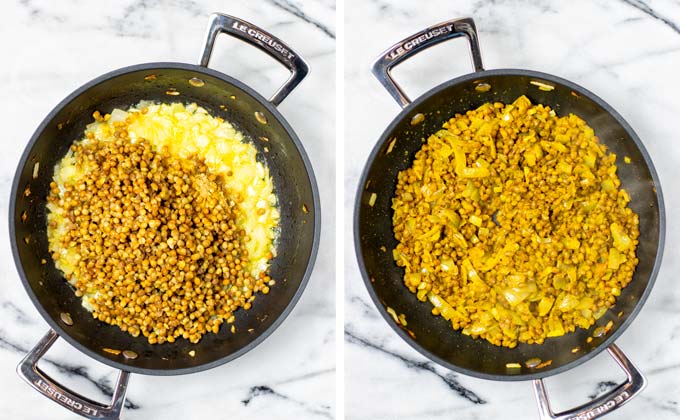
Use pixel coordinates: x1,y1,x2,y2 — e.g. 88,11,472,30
10,61,321,376
353,67,666,381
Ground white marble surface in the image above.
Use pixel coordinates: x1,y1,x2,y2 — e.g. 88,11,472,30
0,0,335,419
345,1,680,419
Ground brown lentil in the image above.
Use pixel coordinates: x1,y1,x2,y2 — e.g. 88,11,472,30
47,122,272,344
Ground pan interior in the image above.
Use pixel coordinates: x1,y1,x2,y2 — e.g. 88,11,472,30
357,70,662,379
12,64,317,373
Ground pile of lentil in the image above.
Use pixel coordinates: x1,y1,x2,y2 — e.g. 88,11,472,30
48,119,271,344
392,95,639,348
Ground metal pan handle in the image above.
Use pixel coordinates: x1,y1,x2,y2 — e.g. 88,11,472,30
199,13,310,106
371,17,484,108
17,329,130,420
532,344,646,420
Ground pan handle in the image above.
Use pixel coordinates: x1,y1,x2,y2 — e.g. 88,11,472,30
371,17,484,108
199,13,310,106
532,344,646,420
17,329,130,420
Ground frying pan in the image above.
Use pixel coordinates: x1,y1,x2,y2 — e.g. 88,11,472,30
355,17,664,420
10,13,320,419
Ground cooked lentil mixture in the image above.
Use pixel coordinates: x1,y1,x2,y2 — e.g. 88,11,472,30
47,103,277,344
392,95,639,347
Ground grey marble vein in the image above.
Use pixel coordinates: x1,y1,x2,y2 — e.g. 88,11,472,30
347,295,380,319
640,396,680,415
18,0,65,23
1,301,34,325
569,46,680,79
264,0,335,39
647,362,680,375
587,380,617,399
619,0,680,34
242,385,332,419
363,0,412,18
273,367,335,386
345,328,486,405
108,0,203,39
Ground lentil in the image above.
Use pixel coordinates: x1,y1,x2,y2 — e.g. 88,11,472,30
392,96,639,347
47,105,276,344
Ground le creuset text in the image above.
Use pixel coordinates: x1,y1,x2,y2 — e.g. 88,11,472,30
566,391,630,420
35,379,98,416
385,24,455,60
231,21,296,60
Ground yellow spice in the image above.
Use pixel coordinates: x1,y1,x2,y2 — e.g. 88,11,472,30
392,95,639,348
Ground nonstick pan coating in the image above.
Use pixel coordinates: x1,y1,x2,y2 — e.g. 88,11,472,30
11,63,320,375
355,69,664,381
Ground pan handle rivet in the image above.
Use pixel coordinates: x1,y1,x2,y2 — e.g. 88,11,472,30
122,350,138,360
60,312,73,326
475,82,491,93
189,77,205,87
525,357,542,368
254,111,268,125
410,113,425,126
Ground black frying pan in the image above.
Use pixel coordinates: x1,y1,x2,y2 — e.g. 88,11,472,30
10,13,319,419
355,18,664,420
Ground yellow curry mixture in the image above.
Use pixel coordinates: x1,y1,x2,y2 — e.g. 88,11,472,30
392,95,639,347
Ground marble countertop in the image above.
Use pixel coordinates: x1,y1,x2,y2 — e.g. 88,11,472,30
345,1,680,419
0,0,335,419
